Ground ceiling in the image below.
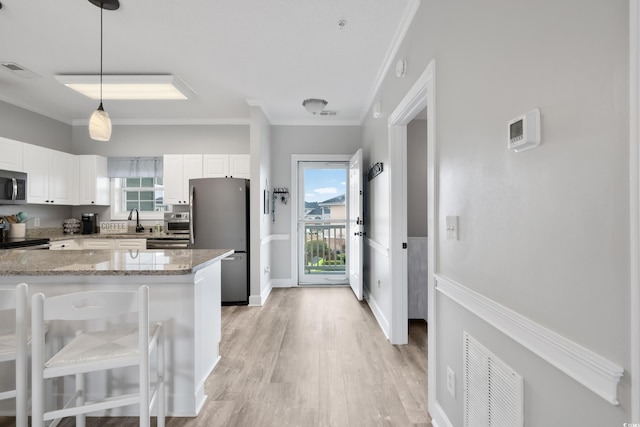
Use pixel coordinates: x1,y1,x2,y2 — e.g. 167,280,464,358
0,0,417,126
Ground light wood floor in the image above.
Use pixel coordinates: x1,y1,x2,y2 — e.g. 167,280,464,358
1,287,430,426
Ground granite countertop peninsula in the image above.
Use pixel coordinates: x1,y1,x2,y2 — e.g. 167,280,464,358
0,248,233,276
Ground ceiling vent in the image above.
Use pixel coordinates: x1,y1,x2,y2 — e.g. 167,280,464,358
1,62,40,79
320,110,338,116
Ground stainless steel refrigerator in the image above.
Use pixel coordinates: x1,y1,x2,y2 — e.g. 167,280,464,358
188,177,250,305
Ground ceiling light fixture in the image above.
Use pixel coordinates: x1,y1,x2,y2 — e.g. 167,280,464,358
55,74,193,100
88,0,119,142
302,98,328,115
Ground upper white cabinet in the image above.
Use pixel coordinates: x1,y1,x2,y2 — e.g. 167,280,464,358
202,154,250,179
229,154,250,179
77,155,109,206
0,137,24,172
202,154,228,178
24,144,77,205
164,154,203,205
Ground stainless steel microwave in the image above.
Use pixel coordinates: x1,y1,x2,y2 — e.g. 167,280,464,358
0,170,27,205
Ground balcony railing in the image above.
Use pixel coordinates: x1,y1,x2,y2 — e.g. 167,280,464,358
304,223,346,275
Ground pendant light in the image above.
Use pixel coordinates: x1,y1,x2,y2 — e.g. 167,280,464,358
88,0,119,141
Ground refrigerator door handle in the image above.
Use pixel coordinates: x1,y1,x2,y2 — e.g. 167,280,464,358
222,257,237,261
189,185,195,245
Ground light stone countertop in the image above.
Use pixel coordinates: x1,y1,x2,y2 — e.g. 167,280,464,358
0,248,233,276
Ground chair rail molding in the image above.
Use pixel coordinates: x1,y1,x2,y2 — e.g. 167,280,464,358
435,274,624,405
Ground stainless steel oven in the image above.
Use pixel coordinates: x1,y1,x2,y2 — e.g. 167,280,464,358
164,212,189,235
146,237,189,249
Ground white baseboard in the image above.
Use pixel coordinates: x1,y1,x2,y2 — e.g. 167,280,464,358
435,274,624,405
271,278,295,288
429,400,454,427
249,279,273,306
366,293,390,340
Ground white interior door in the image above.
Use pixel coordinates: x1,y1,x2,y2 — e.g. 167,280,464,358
348,149,363,300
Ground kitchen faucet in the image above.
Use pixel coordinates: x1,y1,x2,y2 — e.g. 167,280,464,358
128,208,145,233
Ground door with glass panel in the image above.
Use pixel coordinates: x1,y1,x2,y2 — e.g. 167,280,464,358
298,162,348,284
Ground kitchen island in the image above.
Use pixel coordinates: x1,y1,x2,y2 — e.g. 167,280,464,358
0,248,233,417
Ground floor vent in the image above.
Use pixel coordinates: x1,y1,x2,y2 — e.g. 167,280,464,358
463,332,524,427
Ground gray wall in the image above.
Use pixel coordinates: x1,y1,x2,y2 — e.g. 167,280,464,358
269,125,362,283
0,101,71,152
362,0,630,424
72,124,249,156
407,119,427,237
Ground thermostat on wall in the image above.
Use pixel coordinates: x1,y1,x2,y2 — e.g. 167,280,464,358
507,108,541,152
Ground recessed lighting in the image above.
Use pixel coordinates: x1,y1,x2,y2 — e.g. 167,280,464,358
55,74,193,100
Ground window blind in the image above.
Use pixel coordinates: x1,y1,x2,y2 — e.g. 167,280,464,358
107,157,163,178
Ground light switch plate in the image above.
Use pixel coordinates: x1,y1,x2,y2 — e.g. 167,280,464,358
446,216,459,240
447,366,456,397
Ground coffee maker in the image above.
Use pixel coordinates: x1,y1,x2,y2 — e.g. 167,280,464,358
81,213,98,234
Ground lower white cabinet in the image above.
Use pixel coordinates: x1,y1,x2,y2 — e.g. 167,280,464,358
49,239,81,250
82,239,114,250
50,238,147,250
114,239,146,250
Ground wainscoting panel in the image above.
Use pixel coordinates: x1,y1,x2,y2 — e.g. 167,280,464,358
435,274,624,405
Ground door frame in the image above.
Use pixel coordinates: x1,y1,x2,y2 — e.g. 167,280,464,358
290,154,353,286
388,59,437,410
629,0,640,420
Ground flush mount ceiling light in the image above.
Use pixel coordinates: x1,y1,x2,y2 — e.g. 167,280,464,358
56,74,193,100
87,0,119,142
302,98,328,115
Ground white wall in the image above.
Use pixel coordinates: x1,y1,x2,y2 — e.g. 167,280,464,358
249,106,272,305
362,0,631,424
269,125,362,285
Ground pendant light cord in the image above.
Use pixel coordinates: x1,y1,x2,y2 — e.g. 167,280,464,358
100,3,103,105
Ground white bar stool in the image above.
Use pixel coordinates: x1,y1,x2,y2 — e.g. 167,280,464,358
31,285,165,427
0,283,28,427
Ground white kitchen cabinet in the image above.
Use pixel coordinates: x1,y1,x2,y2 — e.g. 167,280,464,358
202,154,229,178
82,239,114,250
0,137,24,172
114,239,146,250
164,154,203,205
49,239,81,250
229,154,250,179
77,155,109,206
23,144,77,205
202,154,250,179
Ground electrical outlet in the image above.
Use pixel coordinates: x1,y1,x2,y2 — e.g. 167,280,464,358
447,366,456,397
34,218,40,227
